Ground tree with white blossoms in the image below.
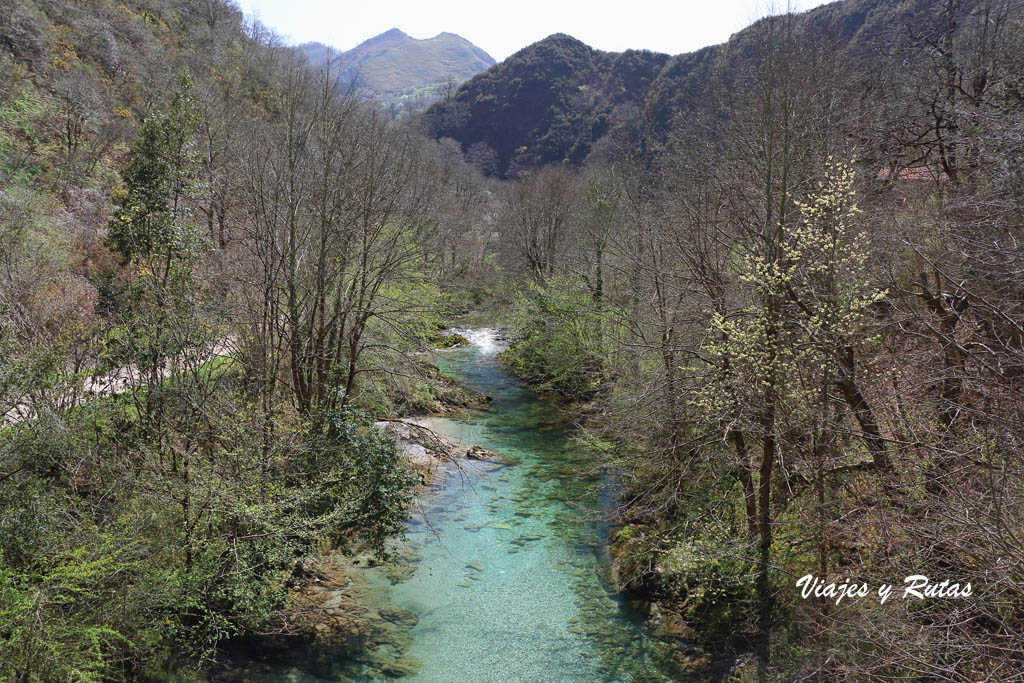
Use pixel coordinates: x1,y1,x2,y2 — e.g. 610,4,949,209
694,158,889,647
780,158,890,474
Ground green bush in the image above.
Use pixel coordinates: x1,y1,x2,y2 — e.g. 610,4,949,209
311,406,418,556
502,274,611,399
611,516,758,647
0,381,417,679
658,533,758,643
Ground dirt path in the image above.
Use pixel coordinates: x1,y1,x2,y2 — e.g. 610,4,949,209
2,338,236,426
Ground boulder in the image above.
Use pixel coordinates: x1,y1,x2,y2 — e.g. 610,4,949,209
466,444,494,460
438,333,470,348
403,443,432,465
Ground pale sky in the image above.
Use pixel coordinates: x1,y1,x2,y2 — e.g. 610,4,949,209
233,0,835,62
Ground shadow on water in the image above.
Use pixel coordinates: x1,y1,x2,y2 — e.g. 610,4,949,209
258,328,698,682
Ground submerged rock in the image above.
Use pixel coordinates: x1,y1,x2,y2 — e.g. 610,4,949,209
382,563,414,584
322,591,345,610
381,655,422,677
378,606,418,629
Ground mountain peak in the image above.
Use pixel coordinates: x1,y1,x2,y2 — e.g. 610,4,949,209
538,33,589,46
299,28,494,114
353,28,409,50
502,33,592,60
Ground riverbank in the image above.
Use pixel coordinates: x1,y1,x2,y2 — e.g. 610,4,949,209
215,335,511,681
221,327,714,681
496,325,760,681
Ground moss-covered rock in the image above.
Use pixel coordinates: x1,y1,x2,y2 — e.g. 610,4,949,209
376,358,491,417
437,333,470,348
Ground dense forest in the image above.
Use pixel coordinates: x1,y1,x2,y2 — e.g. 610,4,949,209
0,1,494,678
489,0,1024,678
1,0,1024,680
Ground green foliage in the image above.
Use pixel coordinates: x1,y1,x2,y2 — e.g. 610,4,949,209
356,356,483,419
438,333,470,348
612,513,758,646
0,372,418,678
314,407,418,556
502,274,611,399
101,67,210,423
0,547,127,682
658,530,758,642
694,160,885,426
373,276,454,352
107,69,200,264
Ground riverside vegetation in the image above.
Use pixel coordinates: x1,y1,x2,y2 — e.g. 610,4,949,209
1,0,1024,680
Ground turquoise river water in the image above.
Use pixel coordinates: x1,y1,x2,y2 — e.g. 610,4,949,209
262,328,690,681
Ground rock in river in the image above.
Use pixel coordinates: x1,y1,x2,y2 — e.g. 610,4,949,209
378,606,419,629
466,444,495,460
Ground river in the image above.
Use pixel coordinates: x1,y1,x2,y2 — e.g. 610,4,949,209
262,328,689,681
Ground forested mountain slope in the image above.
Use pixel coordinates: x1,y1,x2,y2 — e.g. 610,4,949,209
424,0,992,177
423,33,670,176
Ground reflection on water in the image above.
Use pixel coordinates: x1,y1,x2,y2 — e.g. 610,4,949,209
262,328,690,682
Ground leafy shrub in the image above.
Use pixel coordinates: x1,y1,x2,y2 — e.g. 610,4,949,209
311,406,418,556
658,533,758,643
0,378,417,679
612,518,758,647
502,273,610,399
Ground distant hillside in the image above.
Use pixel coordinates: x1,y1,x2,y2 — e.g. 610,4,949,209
422,0,971,177
300,29,495,115
422,34,668,176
